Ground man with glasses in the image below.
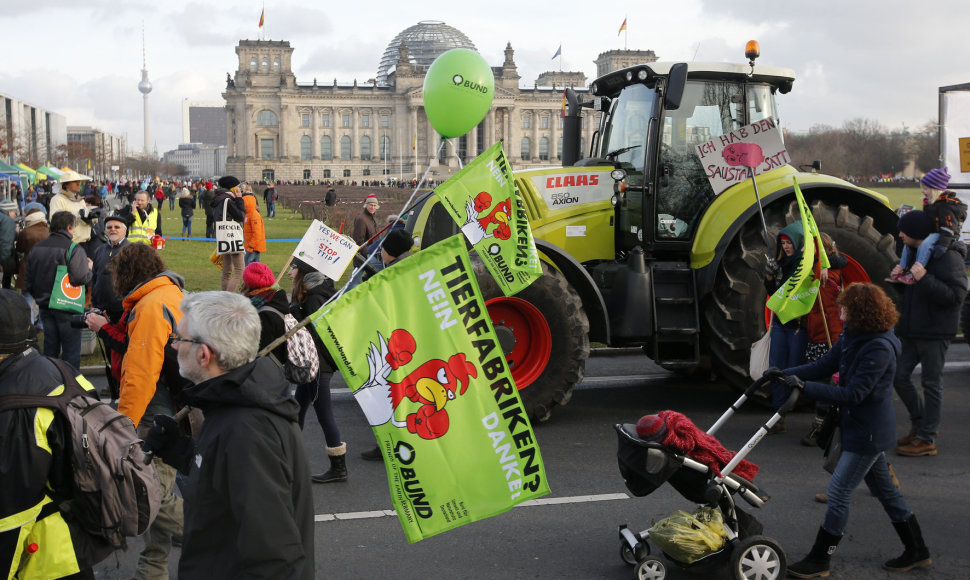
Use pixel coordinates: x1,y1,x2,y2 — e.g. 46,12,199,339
145,291,314,579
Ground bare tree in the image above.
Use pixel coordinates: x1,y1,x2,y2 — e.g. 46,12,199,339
910,121,939,173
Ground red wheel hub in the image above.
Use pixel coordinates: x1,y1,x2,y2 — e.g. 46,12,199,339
485,297,551,389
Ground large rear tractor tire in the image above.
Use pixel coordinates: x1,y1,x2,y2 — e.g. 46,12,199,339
704,200,898,399
473,258,590,422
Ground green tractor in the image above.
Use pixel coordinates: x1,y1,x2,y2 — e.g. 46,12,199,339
405,48,899,421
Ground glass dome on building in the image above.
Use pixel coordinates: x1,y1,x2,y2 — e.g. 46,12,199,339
376,20,478,86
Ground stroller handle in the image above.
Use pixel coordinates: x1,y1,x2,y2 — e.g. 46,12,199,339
708,375,776,436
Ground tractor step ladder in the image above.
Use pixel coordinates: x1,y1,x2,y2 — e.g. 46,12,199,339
650,261,700,367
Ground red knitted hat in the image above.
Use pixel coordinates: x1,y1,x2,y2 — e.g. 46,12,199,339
635,414,667,442
364,194,379,206
243,262,275,289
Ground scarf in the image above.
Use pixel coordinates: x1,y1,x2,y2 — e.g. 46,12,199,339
247,286,279,310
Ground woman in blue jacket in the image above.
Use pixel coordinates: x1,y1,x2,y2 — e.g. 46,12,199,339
768,283,931,577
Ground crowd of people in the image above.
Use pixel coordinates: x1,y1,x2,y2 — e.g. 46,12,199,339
1,170,416,578
2,163,966,577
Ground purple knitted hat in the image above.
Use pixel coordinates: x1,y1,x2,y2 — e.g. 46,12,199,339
920,168,950,191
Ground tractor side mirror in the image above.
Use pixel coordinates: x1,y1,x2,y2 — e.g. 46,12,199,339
664,63,688,111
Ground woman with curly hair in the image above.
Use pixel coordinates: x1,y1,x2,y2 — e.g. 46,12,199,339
767,283,931,577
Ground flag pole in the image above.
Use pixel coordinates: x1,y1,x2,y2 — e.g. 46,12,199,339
747,166,773,255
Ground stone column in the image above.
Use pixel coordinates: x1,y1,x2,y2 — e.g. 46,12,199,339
410,107,419,178
486,109,495,149
244,104,254,159
279,104,287,160
531,110,539,163
550,110,559,163
426,117,437,165
352,109,360,160
311,108,319,159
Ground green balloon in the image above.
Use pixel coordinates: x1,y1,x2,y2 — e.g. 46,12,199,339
423,48,495,139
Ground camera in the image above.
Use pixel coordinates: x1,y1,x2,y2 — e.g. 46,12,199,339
70,308,103,329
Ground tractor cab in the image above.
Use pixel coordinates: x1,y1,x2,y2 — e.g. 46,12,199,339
570,56,795,256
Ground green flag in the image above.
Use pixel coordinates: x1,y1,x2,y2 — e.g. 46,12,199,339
434,141,542,296
312,235,550,542
766,178,830,323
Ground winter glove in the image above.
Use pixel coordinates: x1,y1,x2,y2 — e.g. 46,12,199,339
142,415,195,475
762,367,785,381
781,374,805,392
764,258,782,279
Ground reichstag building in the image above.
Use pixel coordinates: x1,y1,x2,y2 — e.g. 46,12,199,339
223,21,656,183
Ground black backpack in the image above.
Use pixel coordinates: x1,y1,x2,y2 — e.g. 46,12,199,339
0,357,162,547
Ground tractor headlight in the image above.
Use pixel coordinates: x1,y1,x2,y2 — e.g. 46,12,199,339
625,71,633,82
611,169,627,181
637,69,648,81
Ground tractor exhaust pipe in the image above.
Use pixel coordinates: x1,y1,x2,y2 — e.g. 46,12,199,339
562,88,583,167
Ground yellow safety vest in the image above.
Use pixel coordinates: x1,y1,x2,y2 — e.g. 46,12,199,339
129,208,158,245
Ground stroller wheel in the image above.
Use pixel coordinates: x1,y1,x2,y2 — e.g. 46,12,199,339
620,541,649,566
634,556,666,580
731,535,786,580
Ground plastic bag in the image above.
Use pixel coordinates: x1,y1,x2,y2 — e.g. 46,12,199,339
749,317,772,379
648,506,728,563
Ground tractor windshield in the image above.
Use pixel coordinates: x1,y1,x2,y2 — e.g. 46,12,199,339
656,81,780,240
596,83,657,185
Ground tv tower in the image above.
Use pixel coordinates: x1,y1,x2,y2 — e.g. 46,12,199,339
137,25,153,156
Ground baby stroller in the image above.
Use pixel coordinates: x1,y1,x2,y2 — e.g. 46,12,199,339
616,375,798,580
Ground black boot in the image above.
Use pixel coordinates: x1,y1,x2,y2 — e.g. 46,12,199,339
788,527,841,578
361,445,382,461
884,514,931,572
312,443,348,483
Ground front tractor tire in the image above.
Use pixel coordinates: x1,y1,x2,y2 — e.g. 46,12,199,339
473,258,590,422
705,200,898,398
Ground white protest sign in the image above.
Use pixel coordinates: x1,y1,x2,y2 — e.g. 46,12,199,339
292,220,359,280
695,117,790,195
215,221,245,255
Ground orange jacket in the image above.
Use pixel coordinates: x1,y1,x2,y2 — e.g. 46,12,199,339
243,194,266,253
118,273,184,427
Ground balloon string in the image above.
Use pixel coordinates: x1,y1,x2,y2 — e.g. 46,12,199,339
328,138,447,305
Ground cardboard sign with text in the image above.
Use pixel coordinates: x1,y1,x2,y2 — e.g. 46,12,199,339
292,219,359,280
695,117,790,195
215,221,245,255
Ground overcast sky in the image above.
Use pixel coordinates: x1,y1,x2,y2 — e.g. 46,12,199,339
1,0,966,157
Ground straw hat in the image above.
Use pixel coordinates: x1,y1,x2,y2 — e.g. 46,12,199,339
58,169,92,183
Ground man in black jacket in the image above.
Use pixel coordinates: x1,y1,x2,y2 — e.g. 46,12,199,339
145,291,314,579
24,211,92,370
893,210,969,457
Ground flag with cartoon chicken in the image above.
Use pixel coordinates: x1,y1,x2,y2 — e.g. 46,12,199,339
311,234,549,542
433,141,542,296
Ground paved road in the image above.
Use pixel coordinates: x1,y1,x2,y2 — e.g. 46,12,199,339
92,344,970,579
